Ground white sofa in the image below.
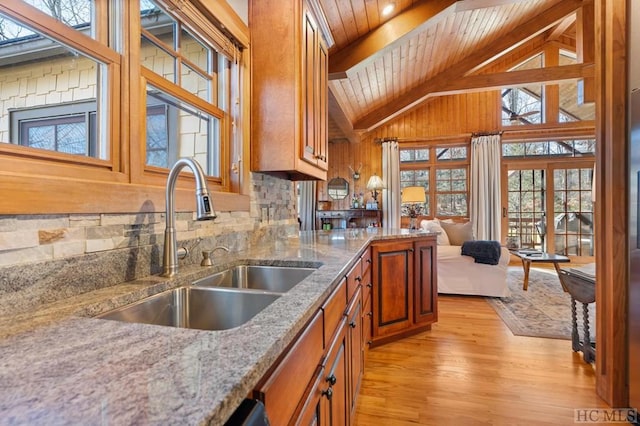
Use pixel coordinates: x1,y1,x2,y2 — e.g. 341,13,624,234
421,219,511,297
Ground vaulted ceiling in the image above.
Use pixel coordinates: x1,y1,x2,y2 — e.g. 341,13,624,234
317,0,589,141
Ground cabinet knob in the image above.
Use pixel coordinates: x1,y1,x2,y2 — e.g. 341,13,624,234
349,320,357,328
409,248,415,252
326,374,337,386
366,258,372,264
355,276,362,282
366,283,372,288
322,387,333,400
367,311,373,317
367,340,373,346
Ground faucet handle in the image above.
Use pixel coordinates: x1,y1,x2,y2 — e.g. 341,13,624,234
201,251,213,266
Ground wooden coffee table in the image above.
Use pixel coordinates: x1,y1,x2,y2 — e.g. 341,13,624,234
510,250,570,291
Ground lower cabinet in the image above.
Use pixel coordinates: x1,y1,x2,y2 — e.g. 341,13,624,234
370,236,438,347
346,286,363,418
252,237,437,425
296,320,348,426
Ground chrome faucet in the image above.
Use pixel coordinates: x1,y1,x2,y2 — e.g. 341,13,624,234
162,158,217,277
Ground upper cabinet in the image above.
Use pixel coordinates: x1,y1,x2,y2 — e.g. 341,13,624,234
250,0,329,180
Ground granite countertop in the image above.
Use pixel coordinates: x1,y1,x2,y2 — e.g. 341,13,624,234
0,229,433,425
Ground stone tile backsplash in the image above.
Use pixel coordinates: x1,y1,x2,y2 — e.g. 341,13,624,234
0,173,299,315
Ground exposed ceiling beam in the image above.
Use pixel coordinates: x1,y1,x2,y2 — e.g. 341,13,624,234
455,0,530,13
328,0,457,80
546,14,577,41
353,0,583,131
328,89,360,145
434,63,593,95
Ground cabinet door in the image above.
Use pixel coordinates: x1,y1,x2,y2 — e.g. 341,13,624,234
315,37,328,171
294,366,325,426
302,9,318,166
413,239,438,325
371,240,414,339
254,311,324,425
346,286,363,418
322,321,349,426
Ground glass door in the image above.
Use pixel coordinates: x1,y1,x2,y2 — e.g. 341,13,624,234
505,168,546,250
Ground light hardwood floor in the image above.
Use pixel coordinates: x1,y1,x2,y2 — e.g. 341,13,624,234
353,295,608,426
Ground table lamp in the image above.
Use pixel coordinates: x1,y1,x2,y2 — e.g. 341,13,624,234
366,174,385,209
401,186,426,229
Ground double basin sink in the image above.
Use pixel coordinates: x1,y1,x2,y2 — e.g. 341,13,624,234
97,264,316,331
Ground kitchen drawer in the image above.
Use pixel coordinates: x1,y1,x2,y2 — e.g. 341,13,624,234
346,259,363,303
253,310,323,426
321,278,347,347
361,248,372,276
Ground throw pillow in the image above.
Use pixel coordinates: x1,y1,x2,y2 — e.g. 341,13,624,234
420,219,450,245
440,221,473,246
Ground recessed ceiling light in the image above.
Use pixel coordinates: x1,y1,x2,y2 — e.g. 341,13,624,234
382,3,395,17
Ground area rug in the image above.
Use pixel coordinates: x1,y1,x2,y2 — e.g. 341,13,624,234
486,267,596,340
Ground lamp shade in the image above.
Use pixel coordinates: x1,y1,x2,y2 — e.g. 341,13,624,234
401,186,426,204
366,174,385,190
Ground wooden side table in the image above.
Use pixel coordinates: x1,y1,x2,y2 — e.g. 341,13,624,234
557,266,596,363
510,250,570,291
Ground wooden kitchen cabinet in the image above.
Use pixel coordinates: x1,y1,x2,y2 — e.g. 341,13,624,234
250,0,329,180
253,238,434,424
346,286,363,419
370,236,438,347
295,320,348,426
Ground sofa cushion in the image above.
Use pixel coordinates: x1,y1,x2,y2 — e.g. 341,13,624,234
440,221,473,245
420,219,450,245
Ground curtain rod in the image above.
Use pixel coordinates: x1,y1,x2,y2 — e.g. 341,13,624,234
471,131,503,137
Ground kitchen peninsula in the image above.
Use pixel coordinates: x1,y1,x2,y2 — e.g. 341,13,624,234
0,229,437,425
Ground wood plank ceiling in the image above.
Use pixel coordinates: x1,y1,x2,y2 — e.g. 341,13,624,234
319,0,585,138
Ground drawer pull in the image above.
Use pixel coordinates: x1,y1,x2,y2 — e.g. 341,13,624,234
366,258,372,264
322,387,333,400
326,374,337,386
349,320,357,328
366,283,372,288
367,311,373,317
355,276,362,282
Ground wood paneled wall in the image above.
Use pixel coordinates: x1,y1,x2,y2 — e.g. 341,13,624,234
319,90,501,211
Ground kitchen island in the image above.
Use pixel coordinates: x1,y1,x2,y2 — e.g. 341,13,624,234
0,229,435,425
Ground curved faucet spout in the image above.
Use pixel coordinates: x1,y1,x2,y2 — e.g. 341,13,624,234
162,158,217,277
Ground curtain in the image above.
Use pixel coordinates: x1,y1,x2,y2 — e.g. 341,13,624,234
299,181,317,231
470,134,502,241
382,141,401,230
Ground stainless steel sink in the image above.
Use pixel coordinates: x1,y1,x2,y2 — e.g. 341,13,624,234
193,265,316,293
97,287,281,331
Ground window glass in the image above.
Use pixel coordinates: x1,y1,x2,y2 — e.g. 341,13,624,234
141,0,234,177
0,12,108,159
141,35,176,82
502,139,596,158
146,85,220,177
400,148,429,163
21,0,94,38
436,168,467,216
502,87,542,126
400,170,429,216
436,147,467,161
553,168,594,256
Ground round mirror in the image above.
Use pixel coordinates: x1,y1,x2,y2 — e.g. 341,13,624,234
327,177,349,200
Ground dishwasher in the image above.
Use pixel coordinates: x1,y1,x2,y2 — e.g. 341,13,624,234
224,399,270,425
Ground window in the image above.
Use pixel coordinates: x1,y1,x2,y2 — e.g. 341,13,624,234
0,0,247,214
0,7,112,160
400,145,469,218
503,139,596,158
140,0,236,178
10,101,97,156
